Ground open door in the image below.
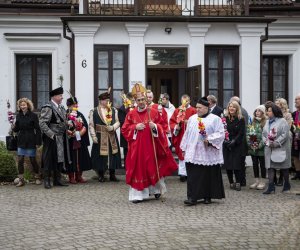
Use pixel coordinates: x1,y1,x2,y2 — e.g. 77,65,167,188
185,65,201,106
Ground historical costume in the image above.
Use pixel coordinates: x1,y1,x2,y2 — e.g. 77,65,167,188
180,97,225,205
39,87,70,189
66,97,92,184
89,90,121,182
170,96,197,181
121,84,178,203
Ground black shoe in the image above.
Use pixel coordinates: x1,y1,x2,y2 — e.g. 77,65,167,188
132,200,141,204
53,180,68,187
240,180,246,187
184,198,197,206
98,177,105,182
282,182,291,192
204,198,212,204
263,183,275,194
291,172,300,180
44,178,51,189
109,175,120,182
235,183,241,191
154,194,161,199
230,183,236,190
179,176,187,182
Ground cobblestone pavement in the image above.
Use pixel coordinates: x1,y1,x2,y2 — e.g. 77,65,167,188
0,168,300,250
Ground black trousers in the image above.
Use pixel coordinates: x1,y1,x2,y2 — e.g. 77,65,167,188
226,169,241,184
251,155,266,178
18,156,39,175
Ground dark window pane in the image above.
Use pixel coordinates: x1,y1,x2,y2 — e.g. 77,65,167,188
273,91,285,100
209,50,218,68
98,70,109,89
262,75,268,91
273,75,285,92
18,58,32,92
113,90,123,108
113,51,123,68
273,58,286,75
223,50,234,69
36,58,50,108
223,70,234,89
262,58,268,75
208,70,218,89
98,51,108,68
261,91,268,104
113,70,123,89
18,91,32,100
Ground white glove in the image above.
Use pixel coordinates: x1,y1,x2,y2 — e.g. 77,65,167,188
92,136,98,144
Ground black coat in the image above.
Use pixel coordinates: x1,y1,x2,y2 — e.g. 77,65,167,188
292,111,300,157
13,111,41,149
223,116,246,170
118,105,128,148
211,105,223,117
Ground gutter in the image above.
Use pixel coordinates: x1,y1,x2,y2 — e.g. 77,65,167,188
63,20,75,96
260,24,269,101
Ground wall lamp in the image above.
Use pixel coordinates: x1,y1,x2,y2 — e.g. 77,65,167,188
165,27,172,34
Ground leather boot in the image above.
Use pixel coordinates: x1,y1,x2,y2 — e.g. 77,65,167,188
109,169,119,182
98,171,105,182
43,170,51,189
263,183,275,194
53,170,68,187
68,172,77,184
75,171,87,183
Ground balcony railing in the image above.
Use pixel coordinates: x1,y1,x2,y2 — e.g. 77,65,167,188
84,0,249,16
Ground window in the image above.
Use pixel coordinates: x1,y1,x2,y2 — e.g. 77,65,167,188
205,46,239,108
261,56,288,104
146,48,187,68
16,55,52,110
94,45,128,108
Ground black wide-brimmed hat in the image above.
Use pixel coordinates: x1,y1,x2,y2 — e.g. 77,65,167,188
66,97,78,106
49,87,64,97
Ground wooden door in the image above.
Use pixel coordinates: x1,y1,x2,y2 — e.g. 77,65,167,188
185,65,202,106
147,69,178,106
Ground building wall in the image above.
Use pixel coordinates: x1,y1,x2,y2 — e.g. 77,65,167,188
0,16,71,141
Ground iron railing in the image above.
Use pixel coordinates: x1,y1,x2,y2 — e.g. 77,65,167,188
85,0,249,16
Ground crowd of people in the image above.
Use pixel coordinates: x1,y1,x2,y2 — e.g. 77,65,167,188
10,83,300,205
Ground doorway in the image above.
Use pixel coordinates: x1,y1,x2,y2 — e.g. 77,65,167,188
147,69,179,107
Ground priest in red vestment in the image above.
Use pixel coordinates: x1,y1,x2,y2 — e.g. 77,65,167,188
121,84,178,203
170,94,197,181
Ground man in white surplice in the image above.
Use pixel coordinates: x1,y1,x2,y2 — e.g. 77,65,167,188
180,97,225,206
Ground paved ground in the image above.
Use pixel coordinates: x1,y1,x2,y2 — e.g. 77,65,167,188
0,168,300,250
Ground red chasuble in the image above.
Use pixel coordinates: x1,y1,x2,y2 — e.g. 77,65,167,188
121,107,178,191
149,103,169,133
169,106,197,161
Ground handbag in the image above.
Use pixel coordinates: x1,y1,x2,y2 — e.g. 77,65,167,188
270,148,286,163
6,135,18,151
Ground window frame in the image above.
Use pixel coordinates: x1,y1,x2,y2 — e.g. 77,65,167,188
205,45,239,108
94,45,129,107
261,55,289,104
16,54,52,111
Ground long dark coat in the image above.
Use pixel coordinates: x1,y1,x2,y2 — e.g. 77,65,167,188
67,111,92,173
223,116,246,170
13,111,41,149
118,104,128,148
292,111,300,157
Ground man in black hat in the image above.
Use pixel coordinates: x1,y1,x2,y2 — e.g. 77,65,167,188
89,91,121,182
39,87,70,189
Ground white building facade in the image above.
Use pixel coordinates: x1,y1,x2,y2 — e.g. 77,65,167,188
0,0,300,141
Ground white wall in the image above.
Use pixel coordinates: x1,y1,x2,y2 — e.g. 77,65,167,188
0,16,71,141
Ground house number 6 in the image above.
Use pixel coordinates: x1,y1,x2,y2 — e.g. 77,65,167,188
82,60,87,68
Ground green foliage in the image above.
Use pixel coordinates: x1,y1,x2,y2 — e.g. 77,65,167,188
24,168,33,181
0,141,7,152
0,151,18,182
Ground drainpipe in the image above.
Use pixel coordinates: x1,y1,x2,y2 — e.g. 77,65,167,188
63,21,75,96
260,24,269,101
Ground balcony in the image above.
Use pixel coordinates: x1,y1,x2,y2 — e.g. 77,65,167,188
84,0,249,16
